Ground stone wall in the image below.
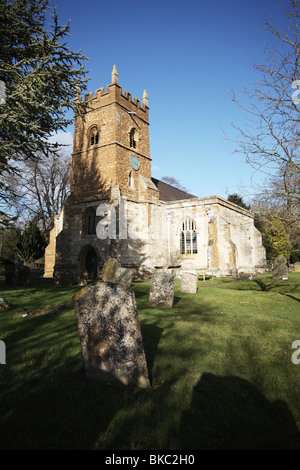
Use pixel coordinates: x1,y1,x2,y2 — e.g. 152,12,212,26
164,196,266,276
48,193,266,282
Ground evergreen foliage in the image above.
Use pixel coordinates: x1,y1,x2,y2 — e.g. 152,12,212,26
0,0,89,224
261,215,292,261
8,222,47,263
227,194,251,211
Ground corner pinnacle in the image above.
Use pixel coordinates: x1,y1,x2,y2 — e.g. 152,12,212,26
111,65,118,85
142,89,148,107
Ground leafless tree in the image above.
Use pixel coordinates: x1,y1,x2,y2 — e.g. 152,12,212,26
6,151,71,233
231,0,300,197
161,176,190,193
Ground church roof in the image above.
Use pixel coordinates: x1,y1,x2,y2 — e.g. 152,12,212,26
151,177,197,202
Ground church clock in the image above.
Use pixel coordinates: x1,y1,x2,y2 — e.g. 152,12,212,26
131,155,139,170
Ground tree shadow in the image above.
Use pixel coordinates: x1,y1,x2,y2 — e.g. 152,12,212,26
180,372,300,450
253,278,268,291
253,278,300,303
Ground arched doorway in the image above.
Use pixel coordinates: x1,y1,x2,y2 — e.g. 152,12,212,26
85,248,97,279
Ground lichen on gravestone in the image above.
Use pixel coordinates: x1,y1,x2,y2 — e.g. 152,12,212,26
149,271,175,308
101,258,135,289
102,258,120,282
73,282,150,388
113,266,135,289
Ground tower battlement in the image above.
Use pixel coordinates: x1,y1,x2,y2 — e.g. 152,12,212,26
72,65,152,201
76,66,149,122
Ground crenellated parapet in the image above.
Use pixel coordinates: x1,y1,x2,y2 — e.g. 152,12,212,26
76,65,149,122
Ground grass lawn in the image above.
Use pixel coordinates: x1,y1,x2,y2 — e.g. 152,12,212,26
0,270,300,450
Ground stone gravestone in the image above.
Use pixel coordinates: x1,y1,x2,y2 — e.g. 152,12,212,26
294,262,300,273
180,271,198,294
73,282,150,388
149,272,175,308
273,255,288,280
102,258,135,289
102,258,119,282
113,266,135,290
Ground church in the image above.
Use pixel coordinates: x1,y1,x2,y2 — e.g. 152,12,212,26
44,66,266,283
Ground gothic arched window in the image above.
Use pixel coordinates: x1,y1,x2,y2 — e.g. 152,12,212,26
82,207,97,236
180,217,197,255
89,126,99,147
130,128,138,149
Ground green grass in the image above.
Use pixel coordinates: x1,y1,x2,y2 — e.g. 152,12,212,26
1,271,300,449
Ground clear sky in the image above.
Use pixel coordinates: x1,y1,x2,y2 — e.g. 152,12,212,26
52,0,286,202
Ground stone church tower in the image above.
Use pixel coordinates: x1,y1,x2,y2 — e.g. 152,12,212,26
71,65,157,203
49,66,161,283
44,66,266,283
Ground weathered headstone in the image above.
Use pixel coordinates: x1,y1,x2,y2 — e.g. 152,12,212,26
180,271,198,293
273,255,288,280
102,258,119,282
101,258,134,289
73,283,150,388
294,262,300,273
113,266,135,290
149,272,175,308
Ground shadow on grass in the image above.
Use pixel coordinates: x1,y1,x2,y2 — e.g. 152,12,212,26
0,309,163,450
253,278,300,304
180,372,300,450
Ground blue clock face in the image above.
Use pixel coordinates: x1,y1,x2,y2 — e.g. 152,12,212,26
131,155,139,170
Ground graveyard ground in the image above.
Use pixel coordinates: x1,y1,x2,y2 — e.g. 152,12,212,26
0,271,300,450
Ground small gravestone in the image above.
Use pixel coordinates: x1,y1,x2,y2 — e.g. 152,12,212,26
294,262,300,273
180,271,198,293
73,283,150,388
149,272,175,308
273,255,288,280
113,266,135,290
102,258,119,282
102,258,134,289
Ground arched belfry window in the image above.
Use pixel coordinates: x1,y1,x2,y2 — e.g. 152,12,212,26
83,207,97,236
180,217,198,255
130,128,138,149
89,126,99,147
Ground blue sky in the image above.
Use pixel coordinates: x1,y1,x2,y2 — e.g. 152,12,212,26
53,0,286,201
